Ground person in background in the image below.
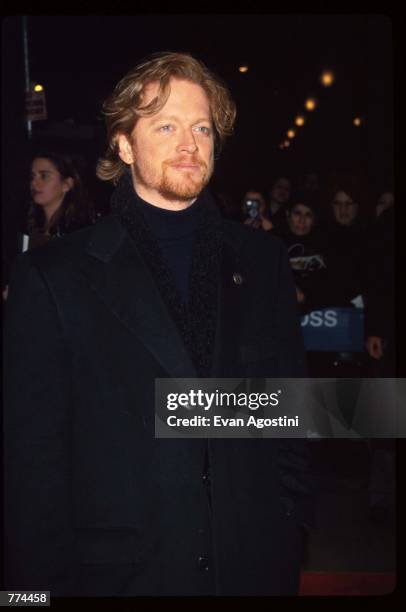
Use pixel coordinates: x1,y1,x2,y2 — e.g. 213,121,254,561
267,176,291,231
242,189,273,230
2,151,95,302
274,191,330,313
25,150,96,250
364,186,395,524
323,177,368,309
375,190,394,219
301,171,324,222
365,187,395,367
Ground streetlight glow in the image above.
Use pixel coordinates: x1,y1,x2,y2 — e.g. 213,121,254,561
287,129,296,139
320,70,335,87
238,65,249,73
34,84,44,92
283,140,290,147
295,115,305,127
305,97,317,111
353,117,362,126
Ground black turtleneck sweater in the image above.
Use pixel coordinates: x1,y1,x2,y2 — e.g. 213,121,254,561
135,191,202,304
133,190,212,505
110,172,222,377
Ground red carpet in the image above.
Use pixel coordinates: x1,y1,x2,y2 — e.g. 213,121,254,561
299,572,396,596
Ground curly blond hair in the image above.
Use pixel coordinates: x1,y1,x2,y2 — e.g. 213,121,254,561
96,51,236,184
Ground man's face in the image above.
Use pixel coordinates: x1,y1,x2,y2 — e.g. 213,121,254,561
332,190,358,225
270,178,291,205
118,78,214,210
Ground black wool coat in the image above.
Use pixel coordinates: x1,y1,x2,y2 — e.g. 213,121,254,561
4,194,315,597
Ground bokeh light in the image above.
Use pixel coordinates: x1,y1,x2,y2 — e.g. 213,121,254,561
305,97,317,111
320,70,335,86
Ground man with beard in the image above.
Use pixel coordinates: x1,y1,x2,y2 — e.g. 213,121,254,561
4,52,315,597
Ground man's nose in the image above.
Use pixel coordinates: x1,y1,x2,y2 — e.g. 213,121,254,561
176,129,198,153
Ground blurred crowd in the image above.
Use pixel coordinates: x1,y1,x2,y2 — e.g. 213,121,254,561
1,151,396,525
215,171,395,379
218,171,396,524
3,155,395,383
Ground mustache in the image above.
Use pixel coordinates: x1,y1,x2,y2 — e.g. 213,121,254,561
164,157,208,169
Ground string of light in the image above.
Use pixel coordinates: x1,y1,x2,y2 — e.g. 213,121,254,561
278,68,365,150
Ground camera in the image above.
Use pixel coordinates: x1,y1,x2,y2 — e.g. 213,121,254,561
244,199,260,219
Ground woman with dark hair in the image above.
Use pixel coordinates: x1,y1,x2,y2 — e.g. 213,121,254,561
324,176,368,308
275,190,330,313
25,150,96,250
2,152,96,301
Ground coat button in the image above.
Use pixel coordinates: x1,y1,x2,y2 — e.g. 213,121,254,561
198,556,209,571
282,497,295,517
232,272,243,285
202,471,210,484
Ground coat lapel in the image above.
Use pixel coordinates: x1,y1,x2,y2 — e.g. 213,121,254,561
84,216,198,378
211,229,247,377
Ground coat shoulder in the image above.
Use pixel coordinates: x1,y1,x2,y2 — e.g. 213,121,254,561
17,215,125,274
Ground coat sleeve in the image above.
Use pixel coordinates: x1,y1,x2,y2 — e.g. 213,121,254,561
4,254,79,594
272,240,318,529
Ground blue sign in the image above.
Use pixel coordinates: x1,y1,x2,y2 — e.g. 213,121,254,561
301,308,364,352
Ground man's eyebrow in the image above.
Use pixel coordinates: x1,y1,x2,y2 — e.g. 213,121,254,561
149,115,212,125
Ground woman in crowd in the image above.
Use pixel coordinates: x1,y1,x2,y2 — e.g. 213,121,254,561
2,151,96,302
25,150,96,250
274,190,330,313
323,177,368,308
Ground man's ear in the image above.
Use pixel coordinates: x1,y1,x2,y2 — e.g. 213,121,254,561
117,134,134,165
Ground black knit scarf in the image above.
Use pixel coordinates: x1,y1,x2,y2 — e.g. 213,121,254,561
110,170,223,377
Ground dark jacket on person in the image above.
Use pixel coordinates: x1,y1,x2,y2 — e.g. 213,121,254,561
363,207,395,375
323,221,367,307
274,226,333,314
22,200,97,252
269,204,289,233
4,173,315,597
364,207,395,338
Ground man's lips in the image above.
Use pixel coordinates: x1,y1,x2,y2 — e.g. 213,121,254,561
171,163,200,169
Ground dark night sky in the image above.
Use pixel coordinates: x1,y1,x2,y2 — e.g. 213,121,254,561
3,14,394,206
27,14,368,121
